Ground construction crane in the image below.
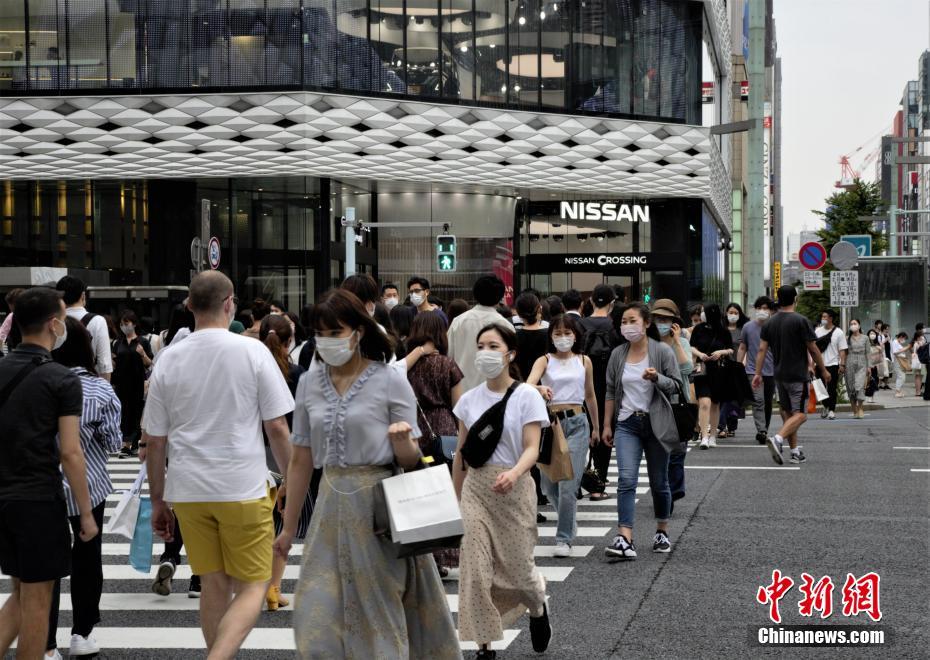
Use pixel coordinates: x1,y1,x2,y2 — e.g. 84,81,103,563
836,156,858,189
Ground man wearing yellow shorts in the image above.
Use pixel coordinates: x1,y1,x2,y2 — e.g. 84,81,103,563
143,272,294,658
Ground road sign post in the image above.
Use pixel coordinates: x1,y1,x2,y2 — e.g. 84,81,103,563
802,271,823,291
773,262,781,291
800,242,827,270
830,241,859,271
830,270,859,308
840,234,872,257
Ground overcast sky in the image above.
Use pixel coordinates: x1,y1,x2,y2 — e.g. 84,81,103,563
776,0,927,244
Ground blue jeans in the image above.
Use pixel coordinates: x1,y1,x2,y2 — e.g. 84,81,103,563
615,415,671,529
540,413,589,543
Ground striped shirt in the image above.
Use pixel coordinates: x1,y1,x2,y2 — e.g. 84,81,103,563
62,368,123,517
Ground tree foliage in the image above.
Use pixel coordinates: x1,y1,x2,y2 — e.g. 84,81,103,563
795,180,884,322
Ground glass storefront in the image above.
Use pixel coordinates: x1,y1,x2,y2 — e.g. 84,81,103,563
0,0,703,123
520,198,717,308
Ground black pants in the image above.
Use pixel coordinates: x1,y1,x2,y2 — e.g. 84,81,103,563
47,501,106,650
591,387,612,482
159,516,185,565
824,365,840,411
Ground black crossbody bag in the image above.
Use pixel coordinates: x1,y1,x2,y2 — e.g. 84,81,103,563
459,382,520,469
0,354,52,412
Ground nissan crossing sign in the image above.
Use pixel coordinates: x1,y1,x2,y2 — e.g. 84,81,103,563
525,252,681,272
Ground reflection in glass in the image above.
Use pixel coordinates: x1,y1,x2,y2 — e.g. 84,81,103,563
1,0,703,124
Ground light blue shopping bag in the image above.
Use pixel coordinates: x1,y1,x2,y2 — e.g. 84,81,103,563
129,496,153,573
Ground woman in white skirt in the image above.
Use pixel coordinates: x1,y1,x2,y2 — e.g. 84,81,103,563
453,323,552,659
273,288,460,660
525,314,599,557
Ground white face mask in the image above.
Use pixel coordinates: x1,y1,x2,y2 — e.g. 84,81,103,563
850,323,860,332
700,311,706,323
120,324,133,336
553,335,575,353
727,313,739,324
755,309,770,321
384,297,398,310
52,317,67,351
316,331,357,367
409,292,425,307
475,350,508,380
821,319,829,327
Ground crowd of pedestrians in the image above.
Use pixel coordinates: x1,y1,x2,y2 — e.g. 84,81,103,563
0,271,927,659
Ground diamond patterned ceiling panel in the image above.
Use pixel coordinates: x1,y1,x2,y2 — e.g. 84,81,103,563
0,91,730,225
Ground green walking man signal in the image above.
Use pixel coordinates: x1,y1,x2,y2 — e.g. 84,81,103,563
437,233,456,272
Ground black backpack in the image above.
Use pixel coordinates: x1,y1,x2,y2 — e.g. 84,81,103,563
459,382,520,469
917,342,930,365
583,325,617,364
80,312,97,327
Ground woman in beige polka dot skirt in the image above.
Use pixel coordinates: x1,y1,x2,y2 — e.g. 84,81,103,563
452,324,553,659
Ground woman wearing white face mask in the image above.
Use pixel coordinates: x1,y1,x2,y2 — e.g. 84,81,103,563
274,289,460,659
111,311,152,458
845,319,869,418
525,315,599,557
601,303,683,560
453,324,552,658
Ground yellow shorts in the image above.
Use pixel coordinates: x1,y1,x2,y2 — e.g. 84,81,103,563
172,491,274,583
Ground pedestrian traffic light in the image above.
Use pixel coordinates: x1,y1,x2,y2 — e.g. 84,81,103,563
436,233,456,272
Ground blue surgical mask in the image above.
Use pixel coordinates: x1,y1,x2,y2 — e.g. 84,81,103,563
656,323,672,337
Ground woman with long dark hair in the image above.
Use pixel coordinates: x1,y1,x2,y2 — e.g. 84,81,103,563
525,314,599,557
689,303,735,449
112,311,153,458
259,314,313,612
601,303,683,560
46,318,122,658
717,302,750,438
453,323,552,658
274,289,459,658
845,318,869,418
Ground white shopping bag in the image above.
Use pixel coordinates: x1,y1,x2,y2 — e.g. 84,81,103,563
106,464,147,540
381,467,464,545
811,378,829,403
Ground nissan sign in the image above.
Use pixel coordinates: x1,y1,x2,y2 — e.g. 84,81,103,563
524,252,683,272
560,201,651,223
564,255,649,266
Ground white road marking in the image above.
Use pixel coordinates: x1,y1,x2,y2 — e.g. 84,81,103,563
684,466,801,470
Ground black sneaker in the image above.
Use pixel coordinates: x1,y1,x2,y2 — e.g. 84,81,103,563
475,649,497,659
188,575,201,598
536,512,547,523
529,603,552,652
653,530,671,553
789,449,807,464
605,534,637,560
755,432,767,445
118,446,134,459
151,560,175,596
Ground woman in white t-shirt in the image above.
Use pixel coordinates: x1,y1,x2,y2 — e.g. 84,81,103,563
525,314,599,557
453,323,552,658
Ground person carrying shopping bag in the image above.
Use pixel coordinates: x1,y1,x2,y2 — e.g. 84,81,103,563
525,314,599,558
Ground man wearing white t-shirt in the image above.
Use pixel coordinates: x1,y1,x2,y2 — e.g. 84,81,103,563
143,271,294,658
815,309,848,420
448,275,512,392
56,276,113,381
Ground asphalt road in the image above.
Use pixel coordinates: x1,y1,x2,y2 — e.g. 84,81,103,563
4,405,927,659
499,404,930,660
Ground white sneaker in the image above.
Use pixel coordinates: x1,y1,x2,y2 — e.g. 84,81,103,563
552,542,572,558
766,436,784,465
69,634,100,656
45,650,62,660
699,437,710,450
708,437,717,448
827,411,835,420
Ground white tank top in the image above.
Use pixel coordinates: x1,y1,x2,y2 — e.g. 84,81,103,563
542,354,586,405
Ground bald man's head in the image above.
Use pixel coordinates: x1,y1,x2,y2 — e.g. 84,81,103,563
189,271,234,315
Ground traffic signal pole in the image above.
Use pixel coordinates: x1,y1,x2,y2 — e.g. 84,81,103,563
746,0,766,302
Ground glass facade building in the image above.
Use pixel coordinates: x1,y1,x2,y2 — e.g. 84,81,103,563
0,0,702,123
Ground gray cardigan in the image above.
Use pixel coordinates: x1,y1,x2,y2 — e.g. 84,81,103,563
605,339,684,453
